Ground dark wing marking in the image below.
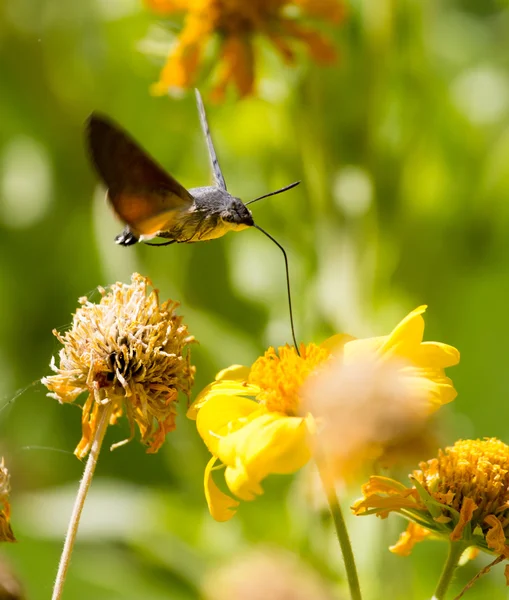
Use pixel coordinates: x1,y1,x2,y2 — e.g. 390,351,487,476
86,113,193,236
194,89,227,191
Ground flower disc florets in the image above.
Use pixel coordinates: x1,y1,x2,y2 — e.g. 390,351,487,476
42,273,195,458
248,343,330,415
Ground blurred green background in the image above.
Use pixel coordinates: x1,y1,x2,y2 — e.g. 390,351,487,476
1,0,509,598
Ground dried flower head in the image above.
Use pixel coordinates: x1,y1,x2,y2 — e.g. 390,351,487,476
352,438,509,569
42,273,195,458
0,459,15,543
146,0,346,100
202,546,336,600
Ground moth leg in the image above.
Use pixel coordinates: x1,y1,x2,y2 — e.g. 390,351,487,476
115,227,139,246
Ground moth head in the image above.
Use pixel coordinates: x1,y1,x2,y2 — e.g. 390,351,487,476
221,197,254,228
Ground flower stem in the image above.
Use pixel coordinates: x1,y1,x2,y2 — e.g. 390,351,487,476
433,541,466,600
316,456,362,600
52,403,112,600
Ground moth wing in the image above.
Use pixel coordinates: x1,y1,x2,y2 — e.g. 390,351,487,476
86,113,194,236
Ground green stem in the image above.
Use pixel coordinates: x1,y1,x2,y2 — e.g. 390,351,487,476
316,457,362,600
434,541,466,600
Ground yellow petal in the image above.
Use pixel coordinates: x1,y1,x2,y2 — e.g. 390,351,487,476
415,342,460,368
320,333,355,356
360,475,415,497
224,461,264,501
218,413,311,501
216,365,252,382
187,365,257,419
390,522,430,556
204,457,239,522
380,306,427,356
352,493,418,518
196,394,260,456
403,369,457,409
460,547,480,565
187,379,259,419
342,336,387,360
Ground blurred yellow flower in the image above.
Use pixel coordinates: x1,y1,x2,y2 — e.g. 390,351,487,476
42,273,195,458
189,306,459,520
302,304,460,481
0,459,15,543
146,0,345,100
352,438,509,569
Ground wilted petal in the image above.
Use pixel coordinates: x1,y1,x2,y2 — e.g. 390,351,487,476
390,522,430,556
484,515,509,555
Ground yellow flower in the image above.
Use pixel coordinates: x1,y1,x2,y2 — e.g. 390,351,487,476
352,438,509,568
146,0,345,100
42,273,195,458
189,306,459,520
0,459,15,543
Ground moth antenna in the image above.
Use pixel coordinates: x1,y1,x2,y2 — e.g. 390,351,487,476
194,89,228,191
245,181,300,206
253,224,300,355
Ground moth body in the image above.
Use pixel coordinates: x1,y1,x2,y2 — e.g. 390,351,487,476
114,185,254,246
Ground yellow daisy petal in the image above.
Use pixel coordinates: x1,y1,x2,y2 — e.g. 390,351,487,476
204,457,239,522
216,365,251,381
415,342,460,368
224,461,264,502
196,394,261,455
380,305,427,357
187,380,259,419
218,413,311,500
320,333,355,355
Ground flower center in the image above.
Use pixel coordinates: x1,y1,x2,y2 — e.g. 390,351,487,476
248,343,331,415
414,438,509,528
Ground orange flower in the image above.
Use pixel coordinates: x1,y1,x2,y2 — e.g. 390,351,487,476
146,0,346,100
353,439,509,570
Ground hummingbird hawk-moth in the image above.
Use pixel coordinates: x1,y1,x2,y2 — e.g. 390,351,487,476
85,90,300,349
